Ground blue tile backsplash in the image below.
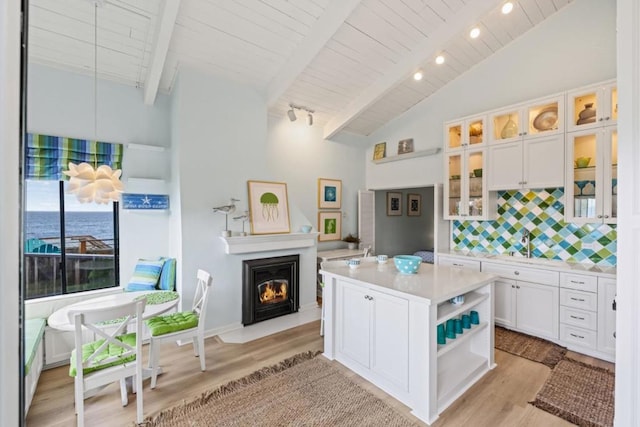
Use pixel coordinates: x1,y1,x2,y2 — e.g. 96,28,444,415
452,188,617,266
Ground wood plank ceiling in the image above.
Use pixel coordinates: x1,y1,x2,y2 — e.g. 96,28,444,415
28,0,573,139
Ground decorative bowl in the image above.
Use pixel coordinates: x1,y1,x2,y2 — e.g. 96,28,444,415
473,168,483,177
575,157,591,168
300,225,312,233
393,255,422,274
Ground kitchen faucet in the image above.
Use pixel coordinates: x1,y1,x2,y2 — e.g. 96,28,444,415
520,229,531,258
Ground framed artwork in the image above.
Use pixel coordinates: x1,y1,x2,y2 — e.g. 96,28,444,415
318,211,341,241
247,180,291,234
318,178,342,209
373,142,386,160
397,138,414,155
407,193,422,216
387,192,402,216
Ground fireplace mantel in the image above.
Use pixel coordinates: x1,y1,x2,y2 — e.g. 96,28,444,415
220,232,319,254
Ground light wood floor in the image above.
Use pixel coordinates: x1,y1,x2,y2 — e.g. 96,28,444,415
27,321,614,426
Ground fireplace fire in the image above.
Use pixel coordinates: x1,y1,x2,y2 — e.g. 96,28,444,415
242,255,299,325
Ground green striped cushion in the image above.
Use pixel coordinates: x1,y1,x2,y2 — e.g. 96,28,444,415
126,259,165,291
146,312,198,337
69,333,137,377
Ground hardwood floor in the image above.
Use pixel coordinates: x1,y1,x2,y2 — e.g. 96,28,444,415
26,321,613,426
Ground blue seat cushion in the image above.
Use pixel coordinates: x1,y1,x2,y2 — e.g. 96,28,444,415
126,258,165,291
146,312,199,337
69,332,137,377
157,257,176,291
24,318,46,375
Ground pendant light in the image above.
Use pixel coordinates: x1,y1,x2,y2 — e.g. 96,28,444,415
63,0,124,204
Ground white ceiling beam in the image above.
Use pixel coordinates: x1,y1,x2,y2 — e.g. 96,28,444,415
266,0,362,107
143,0,180,105
322,0,505,139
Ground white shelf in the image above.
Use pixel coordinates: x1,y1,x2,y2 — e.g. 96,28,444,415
437,321,487,357
437,350,488,411
372,148,441,164
436,291,489,324
127,143,167,152
220,232,319,254
126,177,167,184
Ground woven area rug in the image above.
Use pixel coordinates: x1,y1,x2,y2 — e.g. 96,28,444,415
141,351,419,427
495,326,567,368
531,357,615,427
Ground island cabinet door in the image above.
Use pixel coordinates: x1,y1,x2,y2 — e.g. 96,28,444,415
494,278,516,328
370,291,409,391
336,281,372,368
515,281,559,341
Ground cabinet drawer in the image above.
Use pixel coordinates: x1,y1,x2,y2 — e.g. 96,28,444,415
560,323,597,349
560,306,597,330
438,256,481,272
481,262,559,286
560,288,598,312
560,273,597,293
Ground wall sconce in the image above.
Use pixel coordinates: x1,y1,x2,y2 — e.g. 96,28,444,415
288,103,315,126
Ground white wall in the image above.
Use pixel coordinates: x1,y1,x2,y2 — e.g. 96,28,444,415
365,0,616,189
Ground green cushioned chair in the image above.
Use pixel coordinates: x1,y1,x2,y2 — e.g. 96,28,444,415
68,299,146,427
145,269,213,389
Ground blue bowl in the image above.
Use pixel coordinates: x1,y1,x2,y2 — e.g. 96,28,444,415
393,255,422,274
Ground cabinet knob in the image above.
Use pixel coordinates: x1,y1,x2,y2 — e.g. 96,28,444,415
511,285,515,288
604,215,610,218
605,116,610,120
516,285,520,289
599,118,604,121
597,215,603,218
523,132,527,135
514,271,520,275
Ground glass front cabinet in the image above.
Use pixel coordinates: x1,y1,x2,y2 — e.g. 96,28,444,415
444,148,494,220
486,95,565,190
566,80,617,133
444,116,486,152
565,127,617,224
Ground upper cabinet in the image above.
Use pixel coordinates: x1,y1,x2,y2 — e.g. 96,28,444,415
444,116,486,152
566,80,617,133
444,148,496,220
486,95,565,191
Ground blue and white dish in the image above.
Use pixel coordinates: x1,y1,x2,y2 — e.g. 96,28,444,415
393,255,422,274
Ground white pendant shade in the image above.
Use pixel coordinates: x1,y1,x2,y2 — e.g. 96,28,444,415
63,162,123,204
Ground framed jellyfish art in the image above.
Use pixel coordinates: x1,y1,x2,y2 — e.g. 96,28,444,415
247,180,291,235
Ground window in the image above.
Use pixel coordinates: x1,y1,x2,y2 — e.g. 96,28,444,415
23,133,122,299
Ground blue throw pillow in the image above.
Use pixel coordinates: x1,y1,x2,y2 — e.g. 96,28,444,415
126,259,165,292
157,257,176,291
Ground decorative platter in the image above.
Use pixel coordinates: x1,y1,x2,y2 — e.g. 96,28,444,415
533,107,558,131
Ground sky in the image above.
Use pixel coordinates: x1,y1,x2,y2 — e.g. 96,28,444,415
26,180,110,212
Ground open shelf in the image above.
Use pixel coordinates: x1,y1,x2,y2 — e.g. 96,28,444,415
437,350,488,411
437,291,489,324
372,148,441,164
437,321,487,357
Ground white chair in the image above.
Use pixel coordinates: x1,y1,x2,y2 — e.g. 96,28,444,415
68,299,146,427
146,269,213,389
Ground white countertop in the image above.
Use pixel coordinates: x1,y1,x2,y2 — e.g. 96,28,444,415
438,250,617,277
320,258,497,305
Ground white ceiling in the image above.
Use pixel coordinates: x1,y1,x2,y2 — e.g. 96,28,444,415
28,0,573,138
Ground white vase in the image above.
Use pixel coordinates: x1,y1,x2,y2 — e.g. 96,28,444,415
348,242,357,250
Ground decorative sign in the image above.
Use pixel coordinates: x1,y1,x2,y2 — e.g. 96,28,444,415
122,193,169,210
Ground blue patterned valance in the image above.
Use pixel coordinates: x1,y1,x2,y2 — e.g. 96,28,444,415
25,133,123,180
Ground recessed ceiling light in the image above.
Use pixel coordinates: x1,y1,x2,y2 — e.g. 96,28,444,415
435,55,445,65
502,2,514,14
413,71,423,81
470,27,480,39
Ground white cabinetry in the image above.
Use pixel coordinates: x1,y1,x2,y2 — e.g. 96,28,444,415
444,116,486,152
437,255,481,271
565,127,617,224
336,280,409,392
444,148,495,220
567,80,617,133
482,262,559,340
597,277,617,356
486,95,564,190
559,273,598,350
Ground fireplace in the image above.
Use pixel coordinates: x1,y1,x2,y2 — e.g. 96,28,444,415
242,255,299,325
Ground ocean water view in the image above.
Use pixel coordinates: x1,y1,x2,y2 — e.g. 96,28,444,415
25,211,114,241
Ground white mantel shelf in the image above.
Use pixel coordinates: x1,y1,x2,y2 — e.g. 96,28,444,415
220,232,319,254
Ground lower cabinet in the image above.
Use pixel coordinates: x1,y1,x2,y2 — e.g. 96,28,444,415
598,277,617,355
336,280,409,391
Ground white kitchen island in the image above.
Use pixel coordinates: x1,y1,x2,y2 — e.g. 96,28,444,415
320,258,497,425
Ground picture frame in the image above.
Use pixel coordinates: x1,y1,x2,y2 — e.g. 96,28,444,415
373,142,386,160
318,211,341,241
387,192,402,216
397,138,414,155
407,193,422,216
318,178,342,209
247,180,291,234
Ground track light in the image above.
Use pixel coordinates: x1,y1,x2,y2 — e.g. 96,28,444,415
287,103,315,126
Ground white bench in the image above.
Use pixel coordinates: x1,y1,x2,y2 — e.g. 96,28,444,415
25,318,46,414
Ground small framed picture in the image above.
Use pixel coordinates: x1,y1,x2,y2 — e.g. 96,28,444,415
373,142,386,160
407,193,422,216
397,138,414,155
247,180,291,234
387,192,402,216
318,211,341,241
318,178,342,209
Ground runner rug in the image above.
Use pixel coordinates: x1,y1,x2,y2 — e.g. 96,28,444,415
141,351,419,427
494,326,567,368
531,357,615,427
